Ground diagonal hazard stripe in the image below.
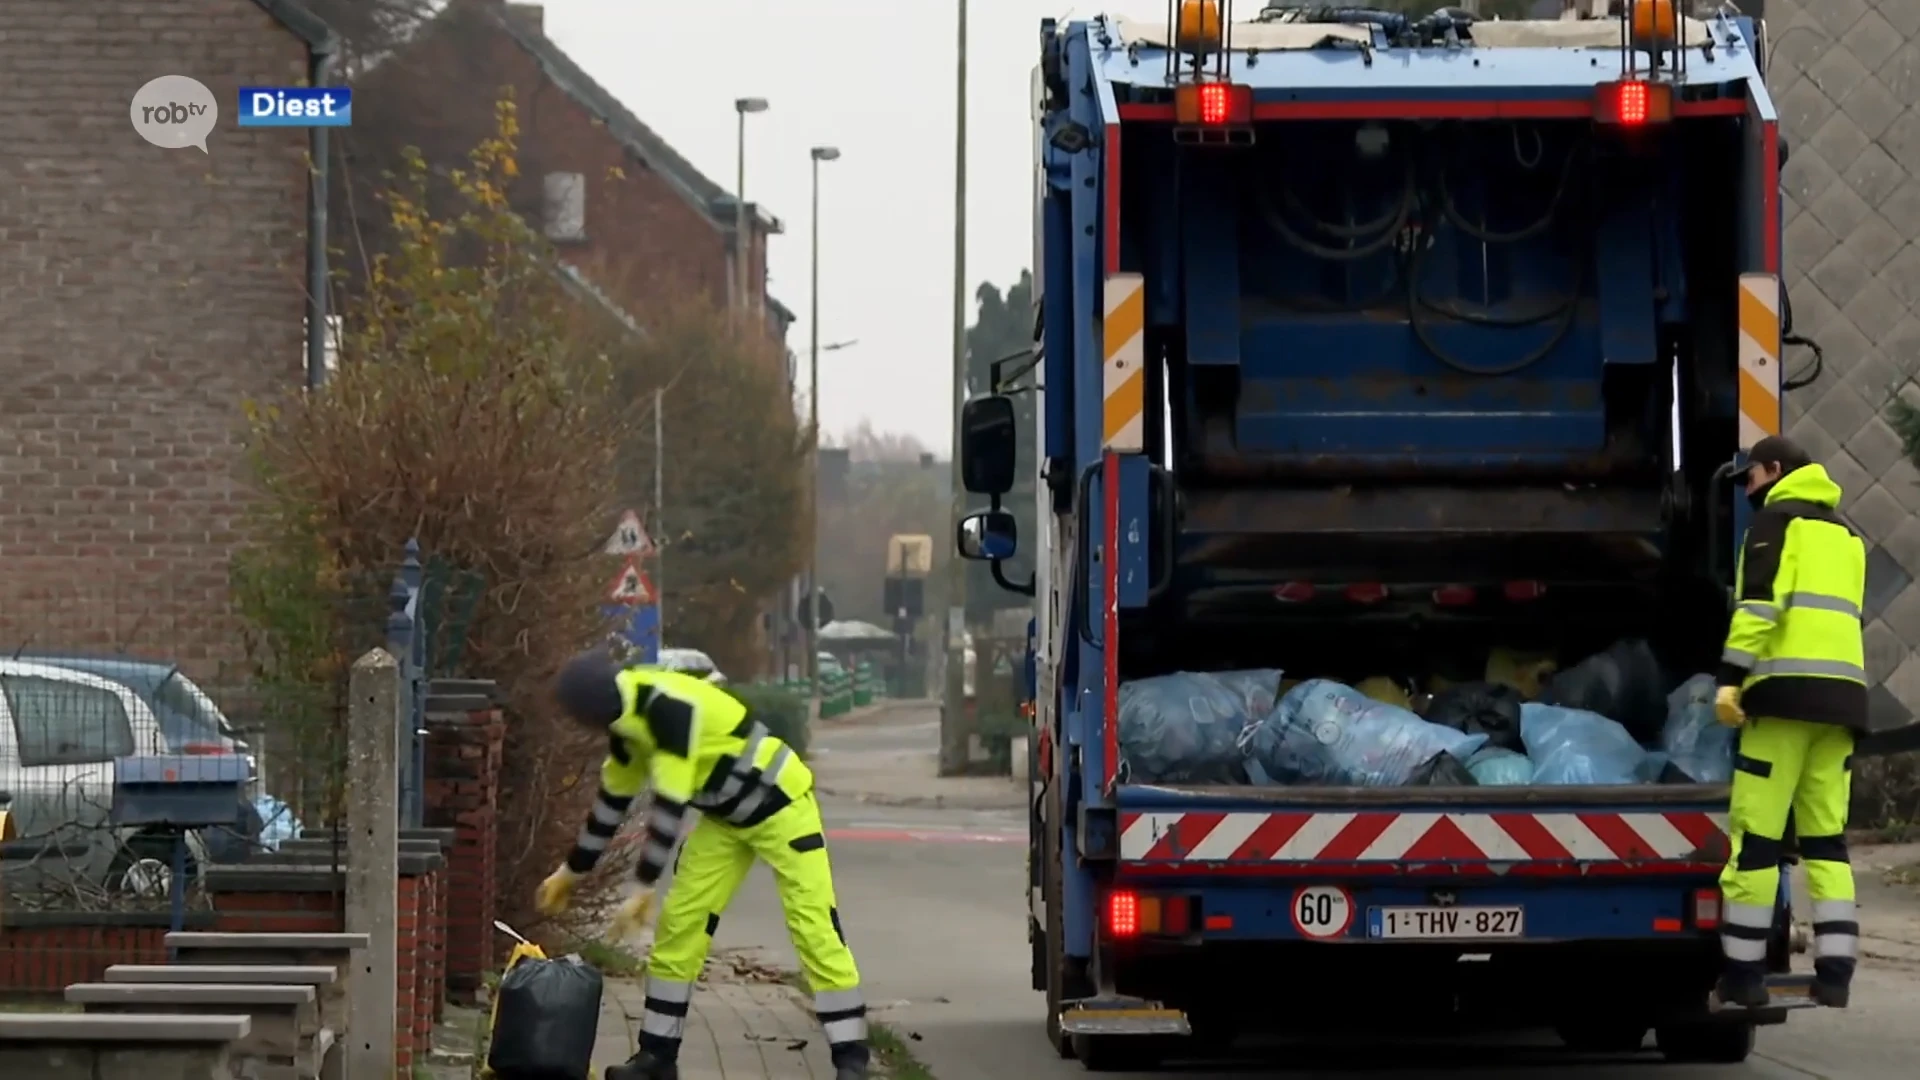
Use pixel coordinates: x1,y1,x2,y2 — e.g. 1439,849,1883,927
1738,366,1780,436
1103,285,1145,356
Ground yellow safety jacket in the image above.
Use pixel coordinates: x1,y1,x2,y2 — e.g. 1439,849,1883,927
1716,464,1869,731
564,667,810,885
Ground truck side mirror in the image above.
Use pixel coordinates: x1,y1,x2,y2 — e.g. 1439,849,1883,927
959,395,1017,495
956,510,1018,562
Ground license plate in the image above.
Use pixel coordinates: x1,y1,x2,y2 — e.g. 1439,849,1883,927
1367,905,1524,939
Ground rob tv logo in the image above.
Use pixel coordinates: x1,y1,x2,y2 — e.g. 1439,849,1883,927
237,86,352,127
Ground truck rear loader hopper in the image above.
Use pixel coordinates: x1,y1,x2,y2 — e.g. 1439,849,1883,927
941,1,1920,1070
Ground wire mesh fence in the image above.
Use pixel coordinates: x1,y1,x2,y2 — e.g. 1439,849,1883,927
0,546,482,939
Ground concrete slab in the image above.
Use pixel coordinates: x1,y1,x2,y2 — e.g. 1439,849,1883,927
163,932,371,951
0,1013,251,1041
105,964,339,986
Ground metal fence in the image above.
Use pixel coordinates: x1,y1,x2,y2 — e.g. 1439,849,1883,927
0,538,479,938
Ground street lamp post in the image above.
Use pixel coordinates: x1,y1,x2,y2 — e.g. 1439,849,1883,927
734,97,769,322
808,145,841,718
942,0,970,775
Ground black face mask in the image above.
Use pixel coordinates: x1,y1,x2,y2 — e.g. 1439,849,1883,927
1747,479,1777,512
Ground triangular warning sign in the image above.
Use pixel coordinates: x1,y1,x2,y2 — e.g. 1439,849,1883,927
607,559,654,605
604,510,653,556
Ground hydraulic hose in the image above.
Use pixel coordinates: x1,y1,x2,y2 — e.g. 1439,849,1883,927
1256,152,1416,262
1406,234,1584,377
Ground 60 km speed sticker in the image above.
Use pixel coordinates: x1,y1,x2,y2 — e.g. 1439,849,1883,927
1290,885,1354,939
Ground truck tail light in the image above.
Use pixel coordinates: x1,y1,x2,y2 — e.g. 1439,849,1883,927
1692,888,1722,930
1273,582,1315,603
1503,580,1547,602
1344,583,1388,605
1595,80,1673,126
1175,82,1251,126
1106,890,1200,939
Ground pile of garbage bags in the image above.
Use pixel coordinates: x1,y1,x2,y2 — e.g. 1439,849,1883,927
1115,639,1738,788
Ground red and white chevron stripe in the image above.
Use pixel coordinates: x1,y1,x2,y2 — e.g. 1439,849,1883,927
1118,810,1730,875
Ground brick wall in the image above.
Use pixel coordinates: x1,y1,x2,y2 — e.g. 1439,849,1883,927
205,853,447,1070
342,0,766,326
423,695,507,999
0,0,314,678
0,912,219,993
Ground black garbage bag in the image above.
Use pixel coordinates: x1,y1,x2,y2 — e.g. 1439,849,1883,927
488,955,604,1079
1425,682,1525,753
1539,638,1668,742
1407,752,1479,786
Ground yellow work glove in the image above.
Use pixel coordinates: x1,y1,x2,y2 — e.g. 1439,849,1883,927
535,865,580,916
1714,685,1746,728
608,886,656,942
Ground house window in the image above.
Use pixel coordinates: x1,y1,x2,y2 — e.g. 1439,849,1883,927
544,172,586,241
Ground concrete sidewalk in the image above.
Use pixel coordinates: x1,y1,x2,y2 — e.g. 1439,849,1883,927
595,977,840,1079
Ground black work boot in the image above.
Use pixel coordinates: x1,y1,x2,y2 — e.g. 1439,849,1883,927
832,1043,871,1080
1715,967,1769,1009
605,1050,678,1080
1812,957,1853,1008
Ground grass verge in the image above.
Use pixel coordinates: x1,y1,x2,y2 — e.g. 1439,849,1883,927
1887,861,1920,891
568,937,646,977
868,1020,936,1080
778,971,935,1078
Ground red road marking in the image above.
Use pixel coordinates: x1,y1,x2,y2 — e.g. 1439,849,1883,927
827,828,1022,845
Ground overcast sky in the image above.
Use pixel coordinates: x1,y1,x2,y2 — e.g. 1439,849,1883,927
540,0,1172,450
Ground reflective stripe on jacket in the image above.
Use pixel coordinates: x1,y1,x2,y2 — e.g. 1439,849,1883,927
1716,464,1869,730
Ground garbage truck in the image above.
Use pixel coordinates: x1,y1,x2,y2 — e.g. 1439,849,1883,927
953,2,1845,1069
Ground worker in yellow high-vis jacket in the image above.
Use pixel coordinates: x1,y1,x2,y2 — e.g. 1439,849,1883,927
534,651,870,1080
1713,436,1866,1010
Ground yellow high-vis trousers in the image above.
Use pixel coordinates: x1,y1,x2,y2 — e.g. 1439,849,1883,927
636,793,867,1064
1719,716,1857,983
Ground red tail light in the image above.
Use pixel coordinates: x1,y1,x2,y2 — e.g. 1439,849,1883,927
1595,79,1672,126
1175,82,1252,126
1432,585,1475,607
1273,582,1315,603
1344,583,1388,605
180,743,232,756
1691,888,1722,930
1504,580,1546,602
1107,890,1141,938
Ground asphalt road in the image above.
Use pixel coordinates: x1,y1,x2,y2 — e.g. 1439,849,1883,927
705,706,1920,1079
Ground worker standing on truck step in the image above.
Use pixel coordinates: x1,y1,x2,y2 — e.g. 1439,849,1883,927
1714,435,1867,1010
535,650,871,1080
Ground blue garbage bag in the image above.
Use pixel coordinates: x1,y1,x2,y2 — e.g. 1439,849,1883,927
254,794,301,851
1466,746,1535,786
1659,674,1736,783
1117,670,1280,783
1522,703,1648,785
1246,680,1488,787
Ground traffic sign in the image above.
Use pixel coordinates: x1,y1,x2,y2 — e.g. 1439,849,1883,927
607,558,654,605
795,588,835,628
604,510,653,557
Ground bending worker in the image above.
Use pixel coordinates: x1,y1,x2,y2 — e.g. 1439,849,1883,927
1714,435,1865,1010
536,650,870,1080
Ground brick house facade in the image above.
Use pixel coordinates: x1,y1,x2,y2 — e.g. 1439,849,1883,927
343,0,783,330
0,0,331,682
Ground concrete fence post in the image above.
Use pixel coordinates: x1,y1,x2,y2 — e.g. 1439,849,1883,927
346,648,401,1077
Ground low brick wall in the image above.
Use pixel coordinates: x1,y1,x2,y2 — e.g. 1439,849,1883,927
0,911,219,993
205,844,447,1070
424,684,506,1001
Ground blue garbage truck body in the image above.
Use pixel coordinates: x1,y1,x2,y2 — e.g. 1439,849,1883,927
957,5,1818,1068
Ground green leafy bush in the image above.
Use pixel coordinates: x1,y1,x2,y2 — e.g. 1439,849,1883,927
732,683,810,758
